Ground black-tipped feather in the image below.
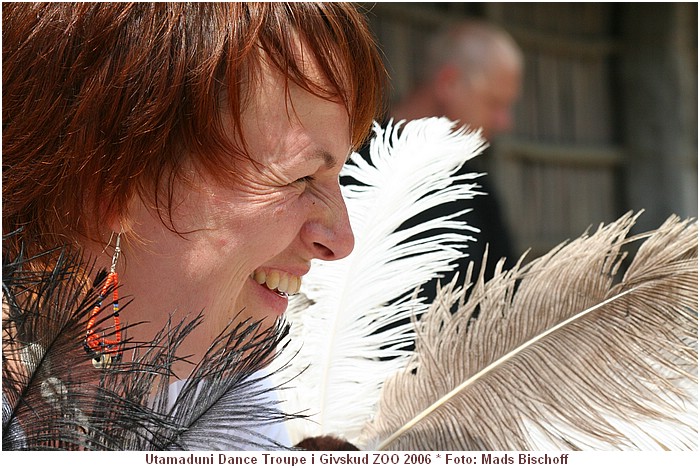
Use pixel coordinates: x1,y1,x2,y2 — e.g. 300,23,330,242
2,236,298,450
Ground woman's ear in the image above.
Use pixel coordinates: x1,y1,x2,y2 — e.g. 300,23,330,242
102,192,137,238
104,213,127,239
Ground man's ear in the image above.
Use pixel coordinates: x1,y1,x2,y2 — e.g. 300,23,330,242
433,64,462,102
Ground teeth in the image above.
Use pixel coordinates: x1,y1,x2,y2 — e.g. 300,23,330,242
278,274,289,293
266,270,280,290
253,270,266,285
252,269,302,295
288,276,299,294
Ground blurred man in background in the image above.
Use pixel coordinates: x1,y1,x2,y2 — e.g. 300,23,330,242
391,19,524,300
392,19,523,141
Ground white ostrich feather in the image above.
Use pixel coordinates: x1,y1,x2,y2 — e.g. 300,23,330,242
273,118,487,444
275,117,697,452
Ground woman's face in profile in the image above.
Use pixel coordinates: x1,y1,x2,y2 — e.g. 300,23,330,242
121,61,355,359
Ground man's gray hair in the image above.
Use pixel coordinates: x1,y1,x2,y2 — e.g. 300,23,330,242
421,20,522,85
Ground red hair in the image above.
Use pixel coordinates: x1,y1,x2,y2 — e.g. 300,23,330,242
3,2,386,255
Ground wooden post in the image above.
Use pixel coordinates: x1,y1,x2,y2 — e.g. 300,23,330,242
619,3,698,232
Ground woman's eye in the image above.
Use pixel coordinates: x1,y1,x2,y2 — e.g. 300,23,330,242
293,176,314,185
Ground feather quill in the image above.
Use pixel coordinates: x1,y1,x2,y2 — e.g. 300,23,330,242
358,213,698,450
2,236,297,450
274,118,487,444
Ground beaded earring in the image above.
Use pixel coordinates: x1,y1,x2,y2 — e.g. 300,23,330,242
84,233,123,369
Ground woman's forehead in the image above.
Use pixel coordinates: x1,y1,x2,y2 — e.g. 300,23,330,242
244,74,351,157
240,43,350,129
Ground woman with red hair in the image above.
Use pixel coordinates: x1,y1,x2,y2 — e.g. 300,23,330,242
3,2,385,450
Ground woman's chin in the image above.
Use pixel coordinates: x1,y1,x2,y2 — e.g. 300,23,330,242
240,276,290,322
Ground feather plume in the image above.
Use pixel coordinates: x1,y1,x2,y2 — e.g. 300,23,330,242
274,118,487,444
275,118,697,451
358,213,698,450
2,235,297,450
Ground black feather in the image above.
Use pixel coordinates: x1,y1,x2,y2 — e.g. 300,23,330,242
2,235,300,450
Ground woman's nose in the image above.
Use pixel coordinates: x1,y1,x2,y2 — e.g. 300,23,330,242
303,188,355,261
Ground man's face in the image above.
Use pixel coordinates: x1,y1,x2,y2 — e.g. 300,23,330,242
444,59,521,140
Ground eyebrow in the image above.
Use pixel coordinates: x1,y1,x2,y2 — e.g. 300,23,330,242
317,150,349,169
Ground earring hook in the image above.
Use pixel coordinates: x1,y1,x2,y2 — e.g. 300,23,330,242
110,233,121,274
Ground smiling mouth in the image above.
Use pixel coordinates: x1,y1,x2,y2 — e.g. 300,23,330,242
252,268,302,297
